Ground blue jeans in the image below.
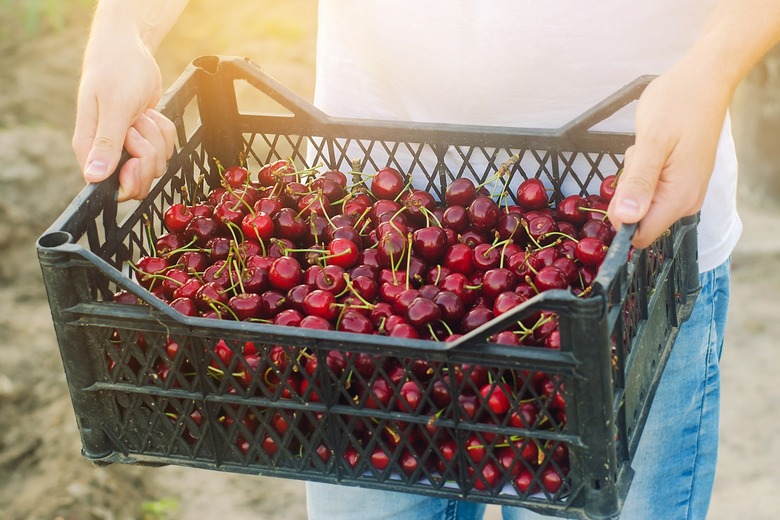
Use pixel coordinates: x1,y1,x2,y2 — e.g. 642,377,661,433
306,260,731,520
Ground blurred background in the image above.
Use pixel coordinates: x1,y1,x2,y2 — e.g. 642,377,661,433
0,1,778,519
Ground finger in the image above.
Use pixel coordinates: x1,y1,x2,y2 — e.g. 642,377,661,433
132,113,168,178
122,127,157,199
144,108,177,161
81,98,137,184
607,141,667,229
116,158,142,202
630,196,678,249
72,93,98,170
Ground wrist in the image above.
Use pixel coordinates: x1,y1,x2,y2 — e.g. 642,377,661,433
90,0,188,55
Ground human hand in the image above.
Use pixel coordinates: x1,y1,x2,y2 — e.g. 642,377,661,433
72,27,176,202
606,63,732,248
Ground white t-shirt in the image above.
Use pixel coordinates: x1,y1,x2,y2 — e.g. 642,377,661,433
313,1,741,273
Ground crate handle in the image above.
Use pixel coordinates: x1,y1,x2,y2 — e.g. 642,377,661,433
592,222,637,297
559,75,656,139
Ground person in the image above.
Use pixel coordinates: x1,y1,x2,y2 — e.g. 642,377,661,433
72,1,780,519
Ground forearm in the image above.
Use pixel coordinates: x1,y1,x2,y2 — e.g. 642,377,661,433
89,0,189,54
682,0,780,97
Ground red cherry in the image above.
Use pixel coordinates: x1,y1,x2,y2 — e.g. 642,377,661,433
397,380,425,413
169,296,197,317
241,212,274,242
514,468,536,494
516,178,549,210
369,446,391,470
371,167,405,200
302,289,338,321
472,460,501,491
428,290,464,324
493,291,527,317
479,382,513,416
481,268,517,299
300,314,334,330
223,165,250,189
580,218,614,245
315,265,347,293
268,256,303,291
495,213,526,243
467,196,500,232
337,310,374,335
443,243,475,275
462,306,494,333
556,195,588,226
274,308,304,327
533,265,569,292
541,467,565,494
576,237,609,267
405,297,441,328
412,226,448,263
163,203,194,234
327,238,360,269
445,178,477,207
228,293,262,321
403,190,436,225
442,205,470,233
599,174,618,202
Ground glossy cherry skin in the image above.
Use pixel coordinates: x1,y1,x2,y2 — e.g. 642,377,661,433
599,174,618,202
268,256,303,291
442,243,475,275
412,226,448,263
516,177,549,210
467,196,500,231
445,178,477,207
371,167,405,201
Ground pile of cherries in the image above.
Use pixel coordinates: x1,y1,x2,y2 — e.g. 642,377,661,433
113,157,619,496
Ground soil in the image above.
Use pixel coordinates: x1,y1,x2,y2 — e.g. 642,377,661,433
0,3,777,520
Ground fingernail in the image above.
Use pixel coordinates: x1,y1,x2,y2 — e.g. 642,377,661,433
85,160,108,181
129,127,142,140
616,198,640,219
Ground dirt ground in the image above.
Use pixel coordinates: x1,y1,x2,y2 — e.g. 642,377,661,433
0,3,777,519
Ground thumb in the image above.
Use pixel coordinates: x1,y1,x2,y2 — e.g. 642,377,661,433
82,112,134,184
608,144,664,227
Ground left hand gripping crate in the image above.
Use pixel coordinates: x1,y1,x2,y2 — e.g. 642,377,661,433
37,56,699,519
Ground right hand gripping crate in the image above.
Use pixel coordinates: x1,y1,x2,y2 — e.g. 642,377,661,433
37,56,700,519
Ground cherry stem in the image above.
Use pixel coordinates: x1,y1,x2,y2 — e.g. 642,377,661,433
426,323,440,341
352,206,372,231
576,286,593,298
296,192,322,219
524,275,540,295
438,320,454,336
580,206,610,222
431,265,444,285
405,233,413,290
343,273,376,308
418,204,442,228
162,236,200,258
394,179,414,202
543,231,578,243
232,260,246,294
522,221,543,250
143,214,158,257
193,173,206,203
208,299,239,321
496,155,520,207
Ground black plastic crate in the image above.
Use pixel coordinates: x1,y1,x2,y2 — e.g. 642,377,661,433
37,55,699,519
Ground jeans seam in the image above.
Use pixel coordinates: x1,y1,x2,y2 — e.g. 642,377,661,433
445,499,457,520
683,273,717,520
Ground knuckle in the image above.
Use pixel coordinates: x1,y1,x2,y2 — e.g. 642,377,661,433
92,135,118,150
618,174,655,195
